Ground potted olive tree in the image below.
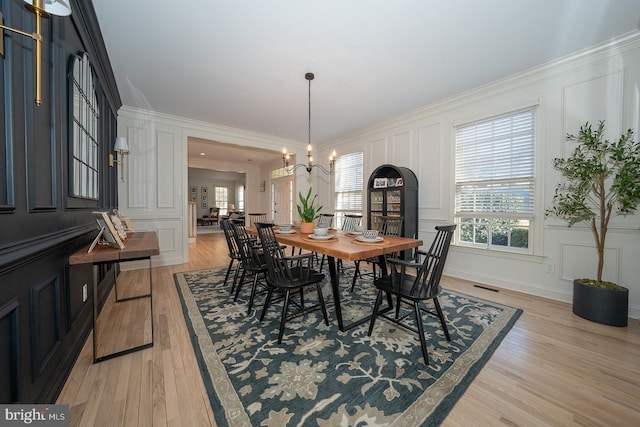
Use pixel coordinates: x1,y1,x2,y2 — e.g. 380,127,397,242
297,187,322,234
546,121,640,326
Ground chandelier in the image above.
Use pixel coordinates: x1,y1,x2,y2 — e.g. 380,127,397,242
282,72,336,174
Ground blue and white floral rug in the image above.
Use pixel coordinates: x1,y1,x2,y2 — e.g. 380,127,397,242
174,267,521,427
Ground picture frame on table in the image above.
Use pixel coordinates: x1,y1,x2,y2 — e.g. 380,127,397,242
110,215,128,241
119,216,135,232
373,178,387,188
92,211,125,249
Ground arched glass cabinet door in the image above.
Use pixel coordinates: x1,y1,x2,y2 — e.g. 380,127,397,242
69,52,100,200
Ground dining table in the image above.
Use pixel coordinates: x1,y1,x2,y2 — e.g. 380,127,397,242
245,226,423,331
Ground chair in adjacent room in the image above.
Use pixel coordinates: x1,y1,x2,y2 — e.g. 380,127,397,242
256,222,329,344
367,225,456,365
221,218,243,293
203,207,220,226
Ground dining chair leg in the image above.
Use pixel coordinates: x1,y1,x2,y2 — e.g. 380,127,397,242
230,262,242,294
260,287,274,322
278,290,291,344
414,301,430,365
367,290,384,336
395,295,402,319
223,259,235,287
433,297,451,341
233,270,247,301
247,273,261,315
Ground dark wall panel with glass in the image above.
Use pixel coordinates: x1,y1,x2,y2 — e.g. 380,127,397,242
0,0,121,403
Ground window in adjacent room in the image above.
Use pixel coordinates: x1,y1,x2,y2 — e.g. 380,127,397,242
214,186,229,215
334,151,364,229
454,108,535,253
237,185,245,211
70,53,100,199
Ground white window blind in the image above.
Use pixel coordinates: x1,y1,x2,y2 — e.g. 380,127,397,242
455,109,535,219
335,152,363,227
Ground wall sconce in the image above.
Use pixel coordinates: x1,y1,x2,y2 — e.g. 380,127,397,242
0,0,72,106
109,137,129,181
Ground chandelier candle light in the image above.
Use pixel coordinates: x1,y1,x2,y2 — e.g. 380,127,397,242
282,73,336,174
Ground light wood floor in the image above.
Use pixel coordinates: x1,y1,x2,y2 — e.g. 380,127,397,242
57,233,640,426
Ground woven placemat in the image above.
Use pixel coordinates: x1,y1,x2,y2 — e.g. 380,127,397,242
351,239,390,246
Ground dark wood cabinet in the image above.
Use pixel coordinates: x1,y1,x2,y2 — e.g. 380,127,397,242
367,165,418,257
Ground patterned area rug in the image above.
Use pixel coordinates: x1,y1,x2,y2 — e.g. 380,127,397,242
174,267,521,427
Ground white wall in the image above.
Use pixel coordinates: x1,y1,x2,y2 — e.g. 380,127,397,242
116,110,300,266
321,31,640,318
117,31,640,318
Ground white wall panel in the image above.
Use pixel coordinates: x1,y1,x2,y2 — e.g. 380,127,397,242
368,137,386,169
157,131,176,208
417,123,442,210
390,131,411,167
562,71,623,139
126,126,148,208
560,243,619,283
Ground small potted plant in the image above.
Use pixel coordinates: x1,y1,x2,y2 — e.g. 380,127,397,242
297,187,322,234
546,121,640,326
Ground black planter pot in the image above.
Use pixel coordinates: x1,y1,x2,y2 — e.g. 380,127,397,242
573,279,629,327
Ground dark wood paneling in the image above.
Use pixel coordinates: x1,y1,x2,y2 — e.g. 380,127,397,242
30,274,62,379
0,0,122,404
0,300,20,403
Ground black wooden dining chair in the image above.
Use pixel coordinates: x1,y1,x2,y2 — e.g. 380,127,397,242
256,222,329,344
248,213,268,226
367,225,456,365
314,213,334,270
221,218,243,293
341,214,363,233
230,221,269,315
319,214,362,274
351,216,404,291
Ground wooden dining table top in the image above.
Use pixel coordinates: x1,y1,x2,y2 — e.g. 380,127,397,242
245,226,423,262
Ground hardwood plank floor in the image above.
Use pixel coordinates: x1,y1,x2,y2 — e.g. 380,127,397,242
57,233,640,426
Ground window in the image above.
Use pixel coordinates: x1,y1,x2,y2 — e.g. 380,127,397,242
237,185,245,211
454,108,535,252
334,152,364,229
70,53,100,199
214,186,229,215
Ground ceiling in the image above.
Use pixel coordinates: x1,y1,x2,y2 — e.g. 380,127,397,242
92,0,640,165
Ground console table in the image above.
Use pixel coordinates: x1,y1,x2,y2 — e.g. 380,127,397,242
69,231,160,363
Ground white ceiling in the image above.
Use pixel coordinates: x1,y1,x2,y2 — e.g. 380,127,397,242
93,0,640,164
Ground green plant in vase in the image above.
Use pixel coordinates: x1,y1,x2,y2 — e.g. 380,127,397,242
297,187,322,233
546,120,640,326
